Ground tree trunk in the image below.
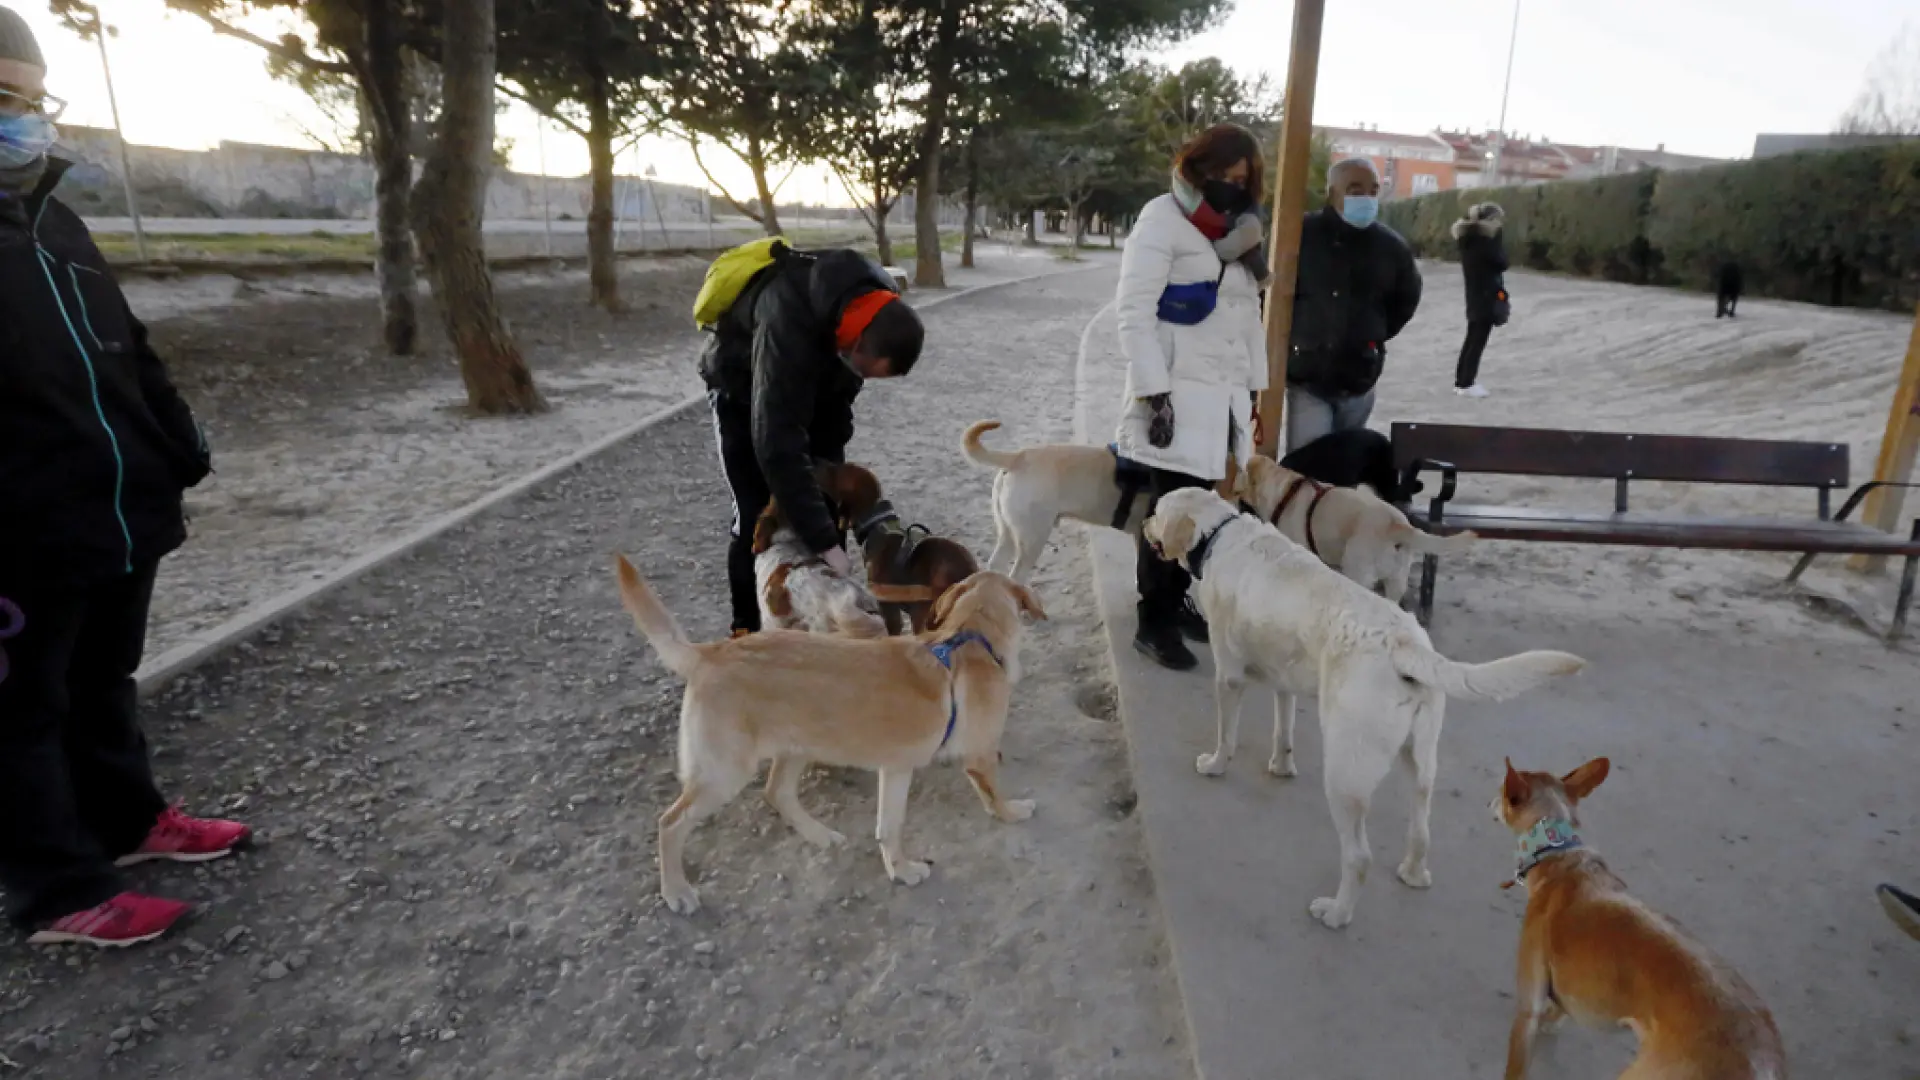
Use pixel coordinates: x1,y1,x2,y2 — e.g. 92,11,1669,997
1070,201,1085,249
1023,206,1036,245
911,0,961,288
361,0,416,356
747,132,782,237
872,187,893,265
411,0,545,415
960,134,979,270
585,68,621,311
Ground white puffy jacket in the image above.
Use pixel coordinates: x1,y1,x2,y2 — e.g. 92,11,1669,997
1112,193,1267,481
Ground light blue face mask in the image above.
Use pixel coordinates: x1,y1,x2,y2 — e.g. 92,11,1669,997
0,112,58,169
1338,195,1379,229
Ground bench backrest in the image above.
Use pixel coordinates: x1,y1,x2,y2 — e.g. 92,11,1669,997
1390,423,1849,489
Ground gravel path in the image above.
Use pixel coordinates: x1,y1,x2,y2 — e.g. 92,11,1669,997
0,261,1191,1080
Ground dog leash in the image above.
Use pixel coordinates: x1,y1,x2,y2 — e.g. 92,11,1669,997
1270,475,1333,557
927,629,1003,747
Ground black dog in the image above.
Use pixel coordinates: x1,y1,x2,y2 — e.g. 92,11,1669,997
1715,262,1743,319
1280,428,1421,505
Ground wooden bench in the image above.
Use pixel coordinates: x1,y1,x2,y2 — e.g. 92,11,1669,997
1390,422,1920,640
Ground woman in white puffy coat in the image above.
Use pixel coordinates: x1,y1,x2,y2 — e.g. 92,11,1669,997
1113,124,1270,671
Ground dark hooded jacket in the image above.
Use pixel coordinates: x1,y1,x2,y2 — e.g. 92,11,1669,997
0,159,210,589
697,247,897,554
1454,215,1510,324
1285,206,1422,398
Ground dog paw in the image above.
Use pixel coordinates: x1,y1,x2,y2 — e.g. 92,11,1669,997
1309,897,1353,929
888,860,933,887
1195,752,1229,777
661,882,702,916
1396,859,1432,889
999,799,1035,823
1266,754,1298,778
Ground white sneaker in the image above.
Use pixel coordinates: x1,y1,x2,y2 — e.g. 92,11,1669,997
1454,384,1490,398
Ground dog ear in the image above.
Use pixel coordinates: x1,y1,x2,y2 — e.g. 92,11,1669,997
929,578,971,630
1502,758,1531,807
750,502,781,555
1012,582,1048,622
1160,515,1197,561
1560,758,1610,802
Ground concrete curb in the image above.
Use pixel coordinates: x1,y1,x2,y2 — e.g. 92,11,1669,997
136,260,1109,699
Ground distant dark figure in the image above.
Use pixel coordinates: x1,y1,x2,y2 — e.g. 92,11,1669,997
1451,202,1509,398
1715,261,1743,318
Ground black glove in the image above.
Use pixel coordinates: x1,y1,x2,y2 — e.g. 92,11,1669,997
1145,393,1175,449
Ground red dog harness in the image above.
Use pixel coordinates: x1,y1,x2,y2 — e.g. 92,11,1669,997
1270,475,1333,557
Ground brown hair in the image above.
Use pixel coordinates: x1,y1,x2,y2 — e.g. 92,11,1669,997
1174,124,1265,204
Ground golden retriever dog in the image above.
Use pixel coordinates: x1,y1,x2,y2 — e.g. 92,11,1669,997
1492,758,1785,1080
1233,454,1475,598
1142,488,1585,929
962,419,1158,583
613,557,1044,915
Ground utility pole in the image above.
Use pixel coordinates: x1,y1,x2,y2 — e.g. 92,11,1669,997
1257,0,1327,456
1487,0,1522,186
535,114,552,257
88,7,147,261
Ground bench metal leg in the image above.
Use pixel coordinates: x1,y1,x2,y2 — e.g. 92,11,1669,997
1417,554,1439,628
1892,520,1920,643
1786,550,1818,585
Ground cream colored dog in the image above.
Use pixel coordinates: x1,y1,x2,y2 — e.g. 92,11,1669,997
614,556,1044,915
962,419,1150,583
1233,455,1476,598
1142,488,1586,929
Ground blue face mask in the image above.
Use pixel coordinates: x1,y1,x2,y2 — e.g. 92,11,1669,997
0,113,58,169
1338,195,1379,229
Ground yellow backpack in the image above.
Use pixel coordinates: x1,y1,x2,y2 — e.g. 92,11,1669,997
692,237,790,329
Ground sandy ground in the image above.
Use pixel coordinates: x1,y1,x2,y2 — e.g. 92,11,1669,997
131,247,1069,659
0,255,1190,1080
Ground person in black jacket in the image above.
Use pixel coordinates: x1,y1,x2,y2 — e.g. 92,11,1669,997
698,244,924,634
0,11,250,949
1284,158,1422,451
1451,202,1509,398
1715,260,1743,319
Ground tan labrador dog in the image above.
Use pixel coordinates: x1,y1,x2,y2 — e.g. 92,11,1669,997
613,556,1044,915
962,420,1150,584
1233,455,1476,598
1492,758,1786,1080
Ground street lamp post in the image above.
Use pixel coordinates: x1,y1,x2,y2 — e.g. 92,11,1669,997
87,7,147,261
1487,0,1522,187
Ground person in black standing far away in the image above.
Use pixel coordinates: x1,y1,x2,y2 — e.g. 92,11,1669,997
0,6,251,949
1452,201,1510,398
698,242,925,635
1716,260,1743,319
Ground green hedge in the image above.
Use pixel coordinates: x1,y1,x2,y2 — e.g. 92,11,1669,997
1380,142,1920,310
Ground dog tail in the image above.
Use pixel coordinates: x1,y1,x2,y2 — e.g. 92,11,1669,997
614,554,701,678
1394,522,1479,557
961,420,1024,471
1391,640,1585,702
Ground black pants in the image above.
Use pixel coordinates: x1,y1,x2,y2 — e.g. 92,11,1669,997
710,391,772,633
1135,467,1212,624
1456,320,1493,388
1715,290,1739,318
0,562,168,928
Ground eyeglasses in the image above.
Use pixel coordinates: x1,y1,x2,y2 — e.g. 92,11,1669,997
0,88,68,122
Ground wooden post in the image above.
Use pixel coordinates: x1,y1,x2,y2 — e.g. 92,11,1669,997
1849,303,1920,573
1257,0,1327,459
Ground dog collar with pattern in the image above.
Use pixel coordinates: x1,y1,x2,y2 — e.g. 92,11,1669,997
928,630,1003,748
854,500,899,545
1513,817,1583,882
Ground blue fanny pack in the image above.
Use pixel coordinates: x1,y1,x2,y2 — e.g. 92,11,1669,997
1156,280,1219,325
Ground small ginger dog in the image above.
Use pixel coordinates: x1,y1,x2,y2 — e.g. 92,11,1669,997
1234,454,1475,598
1492,758,1786,1080
814,461,981,634
614,556,1043,915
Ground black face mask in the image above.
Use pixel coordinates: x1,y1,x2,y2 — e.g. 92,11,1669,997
1201,178,1252,216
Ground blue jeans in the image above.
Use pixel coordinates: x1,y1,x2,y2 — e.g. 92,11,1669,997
1285,386,1376,452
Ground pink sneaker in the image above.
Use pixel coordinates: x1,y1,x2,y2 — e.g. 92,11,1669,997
27,892,193,947
115,805,252,867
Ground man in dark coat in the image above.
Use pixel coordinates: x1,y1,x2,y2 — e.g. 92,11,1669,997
1285,157,1423,451
1452,202,1509,397
1,7,250,948
698,244,924,634
1715,260,1743,319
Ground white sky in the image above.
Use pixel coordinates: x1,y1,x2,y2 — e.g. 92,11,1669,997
11,0,1910,203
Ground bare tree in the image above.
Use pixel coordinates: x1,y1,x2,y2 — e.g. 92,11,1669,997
1838,23,1920,135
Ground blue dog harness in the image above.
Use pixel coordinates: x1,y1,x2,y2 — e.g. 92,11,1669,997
927,629,1003,748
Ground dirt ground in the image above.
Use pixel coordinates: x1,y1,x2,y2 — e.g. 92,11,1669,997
0,259,1190,1079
